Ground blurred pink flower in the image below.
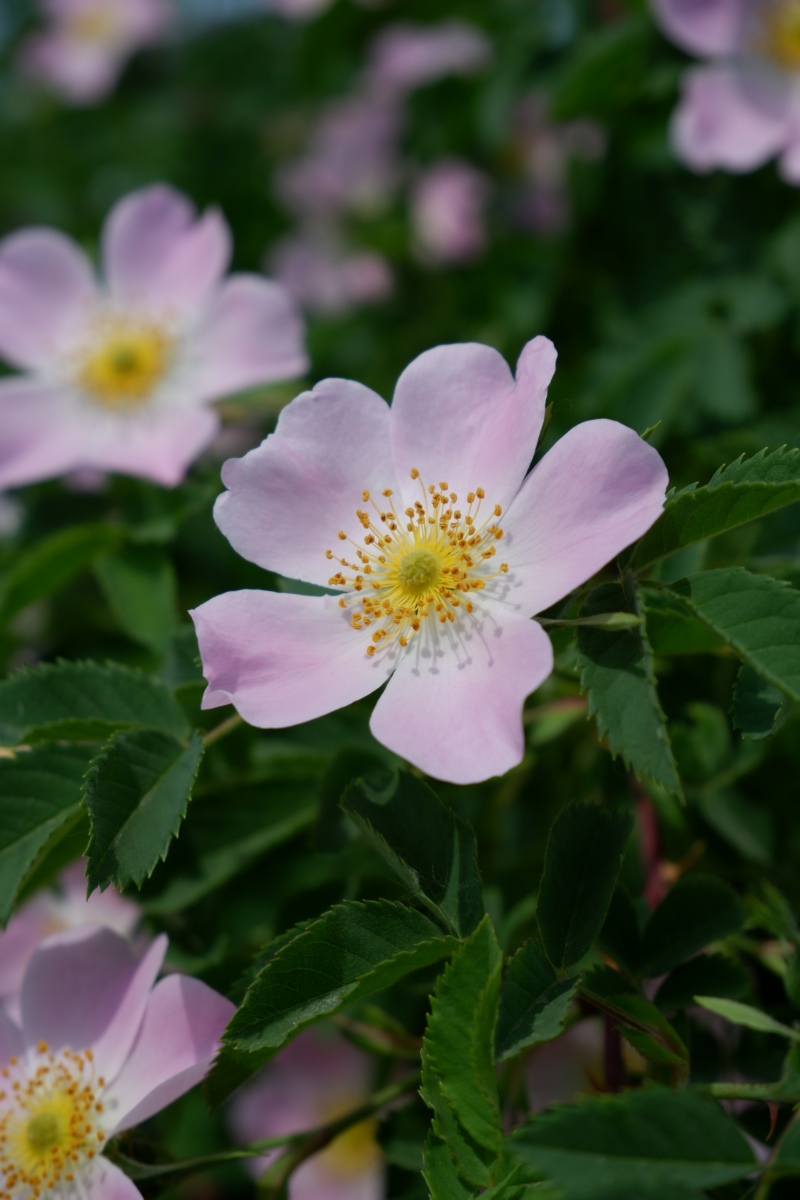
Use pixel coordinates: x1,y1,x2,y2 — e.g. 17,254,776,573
190,338,668,784
270,229,393,315
364,20,493,96
276,94,405,220
0,183,307,489
410,159,490,265
269,0,336,17
652,0,800,181
0,925,233,1199
512,94,606,235
526,1018,605,1112
0,862,140,1018
229,1028,384,1200
20,0,172,105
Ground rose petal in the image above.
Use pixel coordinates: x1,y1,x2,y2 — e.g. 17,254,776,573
84,405,220,486
503,418,668,615
672,65,790,174
214,378,396,586
389,337,555,513
191,590,389,726
0,229,96,369
21,927,166,1083
369,611,553,784
80,1156,144,1200
193,274,308,401
102,184,231,320
291,1155,385,1200
0,378,90,489
106,975,234,1132
0,1009,23,1065
650,0,747,57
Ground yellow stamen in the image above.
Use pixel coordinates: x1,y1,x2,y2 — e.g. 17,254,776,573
760,0,800,69
76,317,173,410
327,468,509,656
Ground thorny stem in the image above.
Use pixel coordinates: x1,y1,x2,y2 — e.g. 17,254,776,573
202,713,244,747
116,1071,420,1185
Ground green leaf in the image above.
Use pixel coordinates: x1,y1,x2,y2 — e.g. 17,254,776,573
663,568,800,701
210,900,456,1106
0,522,122,625
537,802,634,973
94,544,178,652
731,663,791,740
641,875,745,977
581,968,688,1068
423,1133,477,1200
143,768,321,913
0,745,95,923
577,583,682,797
630,446,800,572
694,996,800,1041
84,729,204,893
507,1088,757,1199
421,917,503,1186
654,954,750,1015
0,660,190,746
342,769,484,938
495,938,579,1062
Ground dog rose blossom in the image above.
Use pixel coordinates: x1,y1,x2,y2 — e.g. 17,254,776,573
0,862,139,1017
0,183,307,490
652,0,800,181
21,0,171,105
0,925,234,1199
191,338,667,785
229,1028,384,1200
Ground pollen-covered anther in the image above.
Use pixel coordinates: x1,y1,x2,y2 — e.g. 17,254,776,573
0,1045,106,1199
325,468,509,656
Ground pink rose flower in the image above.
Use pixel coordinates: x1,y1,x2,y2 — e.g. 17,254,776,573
229,1028,383,1200
270,230,394,315
410,159,490,265
652,0,800,181
276,94,405,220
364,20,493,97
190,338,668,785
0,861,140,1018
0,925,234,1199
20,0,172,105
0,183,308,490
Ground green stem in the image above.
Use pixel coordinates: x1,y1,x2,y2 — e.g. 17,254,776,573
202,713,244,747
694,1082,794,1103
115,1071,420,1184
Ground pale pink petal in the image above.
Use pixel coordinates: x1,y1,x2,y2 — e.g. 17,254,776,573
779,127,800,182
0,1009,23,1063
59,860,141,936
389,337,556,513
0,229,96,369
291,1155,385,1200
20,34,122,104
650,0,747,57
103,184,232,319
365,21,492,95
0,378,89,489
80,1156,143,1200
526,1018,604,1111
192,590,388,726
214,379,396,585
84,406,220,486
106,975,234,1132
502,419,668,616
672,66,791,173
370,613,553,784
20,927,166,1083
193,274,308,400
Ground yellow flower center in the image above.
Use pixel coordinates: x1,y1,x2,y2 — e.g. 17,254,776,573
327,468,508,656
67,10,121,46
322,1117,381,1179
76,318,173,411
761,0,800,69
0,1043,107,1197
